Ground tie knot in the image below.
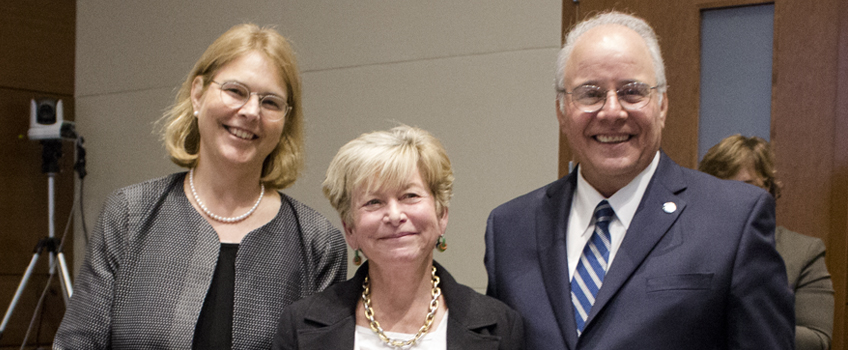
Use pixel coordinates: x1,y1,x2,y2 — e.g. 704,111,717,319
594,200,614,224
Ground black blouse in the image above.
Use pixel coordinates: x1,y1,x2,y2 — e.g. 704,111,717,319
193,243,239,349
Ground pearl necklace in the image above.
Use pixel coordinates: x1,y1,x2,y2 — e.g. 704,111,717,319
189,168,265,223
361,265,441,348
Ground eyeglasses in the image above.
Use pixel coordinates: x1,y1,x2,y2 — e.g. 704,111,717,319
211,80,291,121
559,82,657,113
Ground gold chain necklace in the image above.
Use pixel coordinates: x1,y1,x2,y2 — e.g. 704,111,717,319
361,265,442,348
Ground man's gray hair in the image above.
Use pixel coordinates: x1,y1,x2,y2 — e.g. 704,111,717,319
556,11,667,97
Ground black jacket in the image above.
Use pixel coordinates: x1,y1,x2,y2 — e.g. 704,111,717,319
272,260,524,349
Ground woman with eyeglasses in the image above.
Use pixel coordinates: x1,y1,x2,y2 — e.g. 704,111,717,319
54,24,347,349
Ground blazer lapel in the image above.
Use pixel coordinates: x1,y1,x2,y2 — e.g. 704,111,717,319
447,328,499,350
536,172,579,349
296,264,365,349
582,153,687,332
296,320,355,349
439,261,501,350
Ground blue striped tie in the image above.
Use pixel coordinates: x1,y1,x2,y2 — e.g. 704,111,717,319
571,200,614,335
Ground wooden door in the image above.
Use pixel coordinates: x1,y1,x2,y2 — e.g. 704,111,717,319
560,0,848,348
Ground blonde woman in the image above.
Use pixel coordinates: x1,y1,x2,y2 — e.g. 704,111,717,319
272,125,523,350
55,24,346,349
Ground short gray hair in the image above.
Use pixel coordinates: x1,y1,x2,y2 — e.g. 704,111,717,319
556,11,667,97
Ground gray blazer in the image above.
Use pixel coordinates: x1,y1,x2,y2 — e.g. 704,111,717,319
272,261,524,350
775,226,834,350
54,173,347,349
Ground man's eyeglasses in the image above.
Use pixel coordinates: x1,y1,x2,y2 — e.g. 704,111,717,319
559,82,657,113
212,80,291,121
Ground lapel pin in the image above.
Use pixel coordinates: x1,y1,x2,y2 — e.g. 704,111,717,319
662,202,677,214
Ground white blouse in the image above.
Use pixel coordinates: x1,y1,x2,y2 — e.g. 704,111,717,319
354,310,448,350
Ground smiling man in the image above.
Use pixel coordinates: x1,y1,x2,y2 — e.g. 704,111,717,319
484,11,794,349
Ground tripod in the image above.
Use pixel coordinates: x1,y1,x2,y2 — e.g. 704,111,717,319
0,140,74,340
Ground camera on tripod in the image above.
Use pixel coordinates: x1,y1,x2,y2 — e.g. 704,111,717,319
0,98,79,340
27,99,76,140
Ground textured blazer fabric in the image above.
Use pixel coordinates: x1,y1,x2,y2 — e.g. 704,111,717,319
54,173,347,349
485,152,795,350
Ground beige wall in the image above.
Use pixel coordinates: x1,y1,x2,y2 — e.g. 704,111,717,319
74,1,561,291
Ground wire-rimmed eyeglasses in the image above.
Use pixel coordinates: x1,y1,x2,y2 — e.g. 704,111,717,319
212,80,291,121
558,82,658,113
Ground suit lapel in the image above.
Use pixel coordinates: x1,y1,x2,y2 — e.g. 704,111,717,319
536,172,580,349
441,260,501,350
296,320,355,348
296,265,365,349
582,153,688,332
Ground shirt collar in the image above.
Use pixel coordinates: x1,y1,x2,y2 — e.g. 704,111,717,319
573,151,661,236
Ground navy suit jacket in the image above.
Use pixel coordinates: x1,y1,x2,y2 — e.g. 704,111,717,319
485,152,794,349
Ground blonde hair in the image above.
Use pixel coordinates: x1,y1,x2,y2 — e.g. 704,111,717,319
323,125,454,228
699,134,782,198
158,23,304,189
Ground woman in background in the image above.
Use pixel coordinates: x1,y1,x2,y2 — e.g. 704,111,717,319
700,134,833,350
272,125,523,349
54,24,346,349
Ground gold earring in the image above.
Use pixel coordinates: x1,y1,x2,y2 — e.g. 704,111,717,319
436,235,447,252
353,249,362,266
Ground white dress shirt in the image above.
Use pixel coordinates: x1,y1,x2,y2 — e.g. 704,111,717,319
567,151,660,280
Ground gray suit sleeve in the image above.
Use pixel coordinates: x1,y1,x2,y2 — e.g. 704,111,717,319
288,197,347,293
791,237,834,350
54,190,128,350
